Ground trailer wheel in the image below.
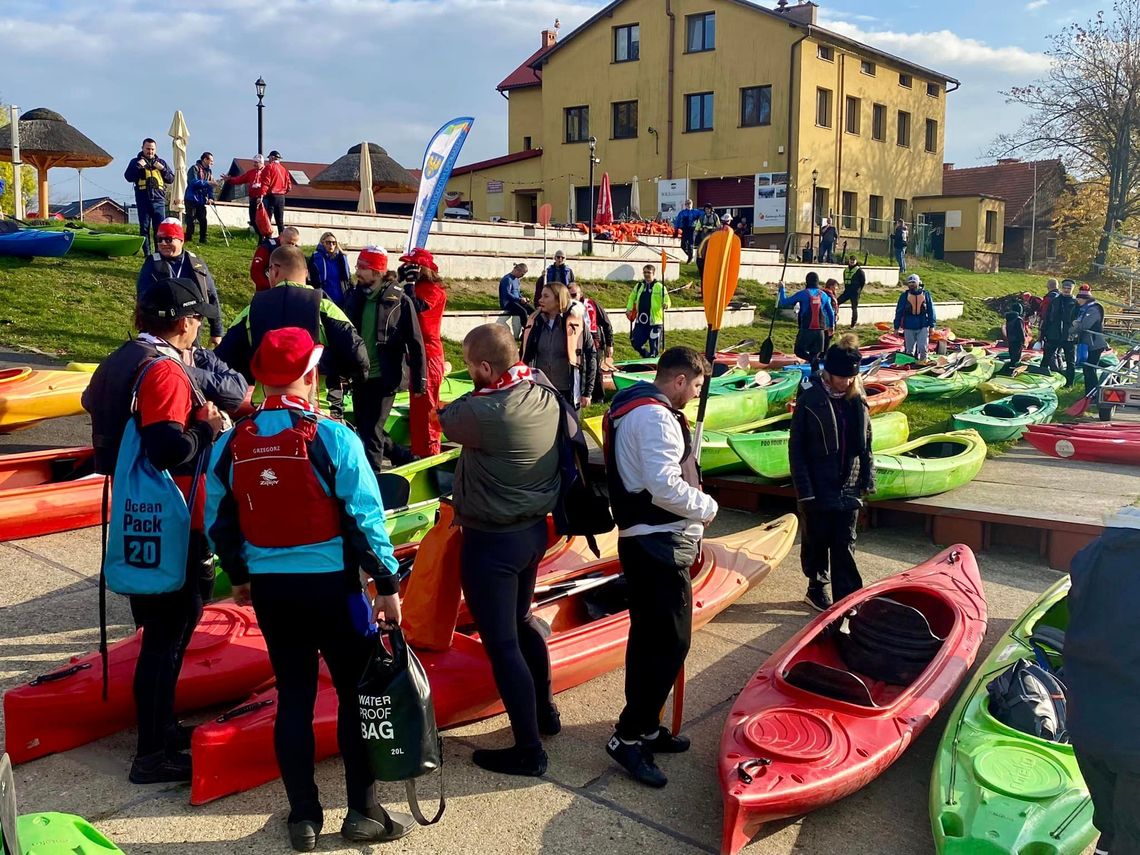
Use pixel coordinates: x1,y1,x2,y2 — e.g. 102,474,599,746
1098,405,1115,422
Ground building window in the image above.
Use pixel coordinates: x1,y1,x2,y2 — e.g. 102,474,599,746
1046,238,1057,259
614,24,639,62
816,87,833,128
925,119,938,153
899,73,913,88
845,96,861,135
860,59,876,76
564,106,589,143
927,82,940,97
872,103,886,141
685,12,715,52
894,198,909,223
841,191,857,230
685,92,714,132
523,136,532,151
869,194,884,232
814,187,830,224
612,100,638,139
740,85,772,127
817,44,834,62
985,210,998,244
897,110,911,147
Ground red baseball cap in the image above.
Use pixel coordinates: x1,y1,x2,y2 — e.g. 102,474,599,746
357,246,389,272
399,247,438,272
157,217,184,240
251,327,324,387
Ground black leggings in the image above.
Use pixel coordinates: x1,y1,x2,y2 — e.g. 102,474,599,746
502,301,531,340
460,521,552,751
794,329,827,366
838,290,860,326
184,203,208,242
263,194,286,233
799,503,862,603
252,577,375,825
352,378,398,475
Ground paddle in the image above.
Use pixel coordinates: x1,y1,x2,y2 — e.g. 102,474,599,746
937,353,978,380
538,203,552,281
863,356,885,379
758,233,795,365
720,337,757,354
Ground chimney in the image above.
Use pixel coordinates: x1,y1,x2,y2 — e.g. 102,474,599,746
943,163,955,172
541,28,557,48
997,157,1020,165
776,1,819,25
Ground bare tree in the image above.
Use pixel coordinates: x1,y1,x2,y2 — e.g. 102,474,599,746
994,0,1140,276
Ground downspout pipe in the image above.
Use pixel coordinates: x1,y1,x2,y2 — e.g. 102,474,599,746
666,0,676,181
785,26,809,250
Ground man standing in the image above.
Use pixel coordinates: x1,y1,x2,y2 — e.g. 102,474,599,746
1000,302,1028,375
438,323,563,777
344,247,427,472
602,347,717,788
1041,279,1078,385
569,280,614,403
891,218,908,273
137,218,224,345
401,248,448,458
206,328,412,851
225,155,268,230
626,265,671,358
788,334,875,612
1074,284,1107,394
696,203,719,239
672,200,701,263
838,255,866,327
184,152,216,244
499,263,533,338
777,272,836,368
251,224,302,293
894,274,936,362
1037,278,1059,342
83,278,226,784
262,151,293,234
818,217,838,264
124,138,174,255
535,250,574,303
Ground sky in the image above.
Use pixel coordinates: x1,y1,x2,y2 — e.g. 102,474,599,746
0,0,1088,206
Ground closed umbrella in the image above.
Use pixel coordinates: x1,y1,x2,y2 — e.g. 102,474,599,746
357,141,376,213
167,111,189,215
630,174,641,218
596,172,613,225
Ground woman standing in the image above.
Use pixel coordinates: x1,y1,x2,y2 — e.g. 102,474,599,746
788,333,875,612
401,248,448,458
308,232,353,309
521,282,596,412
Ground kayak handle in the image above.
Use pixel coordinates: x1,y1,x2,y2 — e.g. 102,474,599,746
736,758,771,785
29,662,92,685
216,698,275,722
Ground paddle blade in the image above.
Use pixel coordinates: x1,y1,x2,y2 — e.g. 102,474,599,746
661,249,668,279
701,229,742,330
758,337,775,365
1066,395,1093,416
538,203,552,227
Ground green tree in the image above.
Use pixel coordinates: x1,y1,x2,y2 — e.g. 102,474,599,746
0,103,36,217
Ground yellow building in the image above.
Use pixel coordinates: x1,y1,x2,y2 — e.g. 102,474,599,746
446,0,958,254
913,194,1006,273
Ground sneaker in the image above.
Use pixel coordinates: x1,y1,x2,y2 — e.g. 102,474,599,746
804,588,832,612
606,735,667,788
641,726,690,754
129,750,192,784
538,703,562,737
472,745,548,777
340,808,414,843
287,819,321,852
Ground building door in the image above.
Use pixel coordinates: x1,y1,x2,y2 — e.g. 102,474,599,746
574,185,631,223
516,193,538,223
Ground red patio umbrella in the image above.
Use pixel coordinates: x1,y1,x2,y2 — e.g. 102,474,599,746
595,172,613,225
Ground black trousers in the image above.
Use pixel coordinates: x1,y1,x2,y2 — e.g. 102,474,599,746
838,291,860,326
263,194,286,233
127,530,211,758
252,578,375,825
799,503,862,603
794,329,827,367
1083,347,1105,395
1073,747,1140,854
1007,341,1024,368
184,203,208,242
460,521,552,751
353,378,398,474
615,532,699,741
1044,341,1075,385
680,228,694,262
502,301,531,340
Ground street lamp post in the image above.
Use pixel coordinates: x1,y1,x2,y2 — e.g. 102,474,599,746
809,168,819,261
255,77,267,156
587,135,598,254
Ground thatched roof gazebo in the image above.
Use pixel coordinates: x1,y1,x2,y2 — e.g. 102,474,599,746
0,108,113,218
310,143,418,193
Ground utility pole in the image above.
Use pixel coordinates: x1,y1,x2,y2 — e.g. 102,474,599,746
10,105,23,220
1029,160,1038,269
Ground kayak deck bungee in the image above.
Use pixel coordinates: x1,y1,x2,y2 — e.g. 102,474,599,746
951,393,1057,443
904,358,997,399
728,411,910,481
0,366,91,433
0,447,103,542
1023,426,1140,465
868,430,987,501
190,516,798,804
719,545,987,855
930,576,1093,855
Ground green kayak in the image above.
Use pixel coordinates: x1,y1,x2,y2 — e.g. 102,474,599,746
868,429,986,501
42,226,144,257
611,362,745,393
930,577,1095,855
709,369,799,414
393,369,475,407
701,413,792,475
951,392,1057,443
728,411,911,481
905,359,997,399
581,386,771,447
12,812,125,853
979,370,1065,402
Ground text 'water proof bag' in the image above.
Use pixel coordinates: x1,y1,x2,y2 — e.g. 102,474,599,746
357,626,445,825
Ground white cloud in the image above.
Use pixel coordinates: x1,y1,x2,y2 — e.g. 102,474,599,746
1026,0,1049,10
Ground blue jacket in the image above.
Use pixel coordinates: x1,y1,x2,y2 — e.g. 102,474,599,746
307,246,352,308
673,208,702,232
894,288,936,330
185,162,214,206
124,153,174,205
205,406,399,590
499,273,526,309
777,285,836,330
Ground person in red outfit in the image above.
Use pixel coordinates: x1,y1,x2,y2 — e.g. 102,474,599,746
401,248,447,458
225,154,268,230
262,151,294,234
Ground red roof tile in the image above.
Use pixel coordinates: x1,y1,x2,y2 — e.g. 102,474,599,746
497,41,557,92
229,158,419,205
450,149,543,177
942,159,1065,227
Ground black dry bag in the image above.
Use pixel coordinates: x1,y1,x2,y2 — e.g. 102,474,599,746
357,625,445,825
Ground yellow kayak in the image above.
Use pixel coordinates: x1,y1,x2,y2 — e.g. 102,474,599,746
0,367,91,433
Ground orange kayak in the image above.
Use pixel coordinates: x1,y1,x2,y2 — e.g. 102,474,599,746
0,447,103,541
864,380,908,415
0,366,90,433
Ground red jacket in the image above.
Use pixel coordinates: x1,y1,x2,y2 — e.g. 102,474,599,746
413,280,447,362
228,166,266,199
250,238,279,292
262,161,293,195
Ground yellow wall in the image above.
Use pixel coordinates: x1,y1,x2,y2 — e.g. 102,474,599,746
913,196,1005,253
445,156,545,221
507,88,544,154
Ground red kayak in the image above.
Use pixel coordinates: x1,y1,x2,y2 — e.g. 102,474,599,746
0,447,103,541
718,545,987,855
733,352,804,371
1023,426,1140,465
877,333,939,351
4,603,274,764
864,380,908,415
1025,422,1140,435
189,518,798,804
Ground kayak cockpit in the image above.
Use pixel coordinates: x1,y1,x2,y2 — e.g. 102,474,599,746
902,439,972,460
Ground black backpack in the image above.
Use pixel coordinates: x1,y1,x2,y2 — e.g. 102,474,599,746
986,658,1069,743
547,384,613,557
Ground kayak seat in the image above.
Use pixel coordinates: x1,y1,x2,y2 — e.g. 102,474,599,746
840,597,944,686
784,661,876,707
377,473,411,511
981,403,1017,419
51,454,96,483
1029,626,1066,654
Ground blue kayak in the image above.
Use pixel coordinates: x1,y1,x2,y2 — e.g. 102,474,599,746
0,229,74,258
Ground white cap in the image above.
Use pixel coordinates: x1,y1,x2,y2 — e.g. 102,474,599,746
906,274,922,286
721,213,732,223
254,154,265,164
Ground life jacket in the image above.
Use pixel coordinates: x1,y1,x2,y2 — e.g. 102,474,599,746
804,290,825,330
603,384,700,531
583,298,599,333
545,264,571,286
522,309,586,369
843,265,859,288
226,407,341,548
248,282,323,354
134,159,166,194
636,285,655,325
906,291,927,316
139,251,211,303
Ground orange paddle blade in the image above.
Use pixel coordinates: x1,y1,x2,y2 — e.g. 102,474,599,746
702,228,742,330
538,203,552,227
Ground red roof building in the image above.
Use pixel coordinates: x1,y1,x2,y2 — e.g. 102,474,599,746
497,29,559,93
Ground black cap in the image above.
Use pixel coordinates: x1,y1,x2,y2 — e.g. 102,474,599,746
268,150,281,159
823,343,861,377
140,277,220,320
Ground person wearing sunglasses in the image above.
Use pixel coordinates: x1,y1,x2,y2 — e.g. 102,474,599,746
137,218,223,346
307,231,352,309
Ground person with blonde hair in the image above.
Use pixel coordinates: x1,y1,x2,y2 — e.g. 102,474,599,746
308,232,352,309
788,333,875,612
521,282,596,411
